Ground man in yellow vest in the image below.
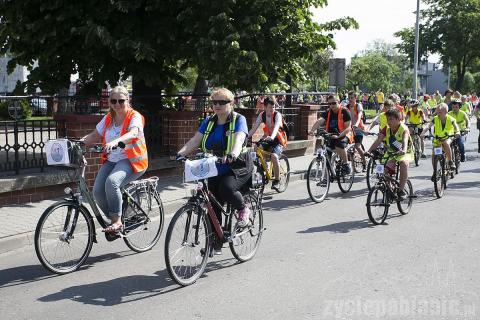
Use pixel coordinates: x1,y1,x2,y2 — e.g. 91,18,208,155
421,103,460,178
448,99,470,162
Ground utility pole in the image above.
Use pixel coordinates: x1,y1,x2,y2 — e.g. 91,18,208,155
413,0,420,99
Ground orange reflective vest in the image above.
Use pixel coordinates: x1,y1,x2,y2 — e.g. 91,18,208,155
101,109,148,173
325,107,353,143
350,103,364,129
261,111,288,146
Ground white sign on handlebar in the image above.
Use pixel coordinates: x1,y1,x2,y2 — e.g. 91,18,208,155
375,164,385,174
184,157,219,182
433,147,443,155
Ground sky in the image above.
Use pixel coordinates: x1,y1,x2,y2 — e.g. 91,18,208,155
311,0,434,63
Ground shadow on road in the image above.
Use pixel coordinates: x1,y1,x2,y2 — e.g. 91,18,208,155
262,197,316,211
38,257,240,306
38,269,180,305
297,218,375,234
0,250,136,289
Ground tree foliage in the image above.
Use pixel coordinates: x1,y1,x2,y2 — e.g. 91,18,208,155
0,0,357,94
347,53,400,93
395,0,480,90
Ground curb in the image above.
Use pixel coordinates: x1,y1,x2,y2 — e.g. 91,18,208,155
0,171,307,255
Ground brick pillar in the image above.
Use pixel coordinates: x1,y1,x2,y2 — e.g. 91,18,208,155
54,114,103,187
159,110,204,156
297,104,321,154
236,108,263,141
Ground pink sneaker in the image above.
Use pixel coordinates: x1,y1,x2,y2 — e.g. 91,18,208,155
237,207,251,227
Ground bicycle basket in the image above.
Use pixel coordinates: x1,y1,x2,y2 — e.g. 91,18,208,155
45,139,83,168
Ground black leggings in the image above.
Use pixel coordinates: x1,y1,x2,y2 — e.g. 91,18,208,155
208,171,252,224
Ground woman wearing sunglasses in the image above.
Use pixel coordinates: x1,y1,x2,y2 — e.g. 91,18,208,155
83,86,148,233
177,88,251,255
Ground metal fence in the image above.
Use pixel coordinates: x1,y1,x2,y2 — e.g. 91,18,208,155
0,119,66,175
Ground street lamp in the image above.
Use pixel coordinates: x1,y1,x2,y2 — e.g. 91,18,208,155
413,0,420,98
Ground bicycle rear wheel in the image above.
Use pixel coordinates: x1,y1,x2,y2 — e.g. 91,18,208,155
366,157,379,191
164,204,210,286
34,201,94,274
123,187,164,252
453,144,461,174
229,189,264,262
397,180,413,215
433,156,445,198
275,155,290,193
366,185,389,225
413,136,420,166
306,156,330,203
337,155,355,193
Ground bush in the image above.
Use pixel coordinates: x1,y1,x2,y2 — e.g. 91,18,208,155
0,99,32,119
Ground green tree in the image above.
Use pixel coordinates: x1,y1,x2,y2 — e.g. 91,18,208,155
395,0,480,90
347,53,400,93
299,49,333,91
0,0,357,94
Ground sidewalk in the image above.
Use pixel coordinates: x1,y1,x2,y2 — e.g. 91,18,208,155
0,154,315,254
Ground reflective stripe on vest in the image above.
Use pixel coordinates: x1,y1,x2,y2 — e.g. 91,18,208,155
261,111,288,146
433,115,455,138
201,112,244,155
102,109,148,173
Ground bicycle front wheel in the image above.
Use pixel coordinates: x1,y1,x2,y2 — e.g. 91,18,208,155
164,204,210,286
123,188,164,252
397,180,413,215
413,137,420,166
306,156,330,203
276,155,290,193
34,201,94,274
366,185,389,225
433,156,445,198
229,189,264,262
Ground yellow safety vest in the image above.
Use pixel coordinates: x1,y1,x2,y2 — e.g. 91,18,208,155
433,115,456,138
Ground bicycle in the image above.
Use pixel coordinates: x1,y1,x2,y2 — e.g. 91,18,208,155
431,135,457,198
250,139,290,193
34,140,164,274
365,150,414,225
306,130,355,203
407,123,424,167
164,154,265,286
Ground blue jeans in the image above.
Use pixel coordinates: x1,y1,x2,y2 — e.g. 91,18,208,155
456,136,465,160
93,159,145,218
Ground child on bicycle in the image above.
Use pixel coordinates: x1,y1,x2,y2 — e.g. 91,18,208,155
420,103,460,179
366,108,414,200
248,95,288,191
405,99,427,158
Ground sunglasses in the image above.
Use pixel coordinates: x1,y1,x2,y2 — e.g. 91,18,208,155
328,102,338,106
110,99,126,105
212,100,231,106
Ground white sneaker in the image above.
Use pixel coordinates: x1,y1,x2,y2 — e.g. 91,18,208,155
237,207,251,227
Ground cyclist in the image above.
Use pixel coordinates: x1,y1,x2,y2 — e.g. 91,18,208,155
248,95,288,191
83,86,148,233
405,99,427,158
460,95,472,115
366,99,396,132
346,91,367,171
475,102,480,153
309,94,353,174
420,103,460,178
366,108,414,200
448,99,470,162
177,88,251,252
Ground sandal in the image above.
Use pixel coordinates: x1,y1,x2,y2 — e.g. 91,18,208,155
103,223,123,234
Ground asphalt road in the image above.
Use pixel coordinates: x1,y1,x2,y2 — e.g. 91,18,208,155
1,126,479,320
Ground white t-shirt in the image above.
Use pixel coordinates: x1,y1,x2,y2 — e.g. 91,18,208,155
96,113,144,162
255,111,282,138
